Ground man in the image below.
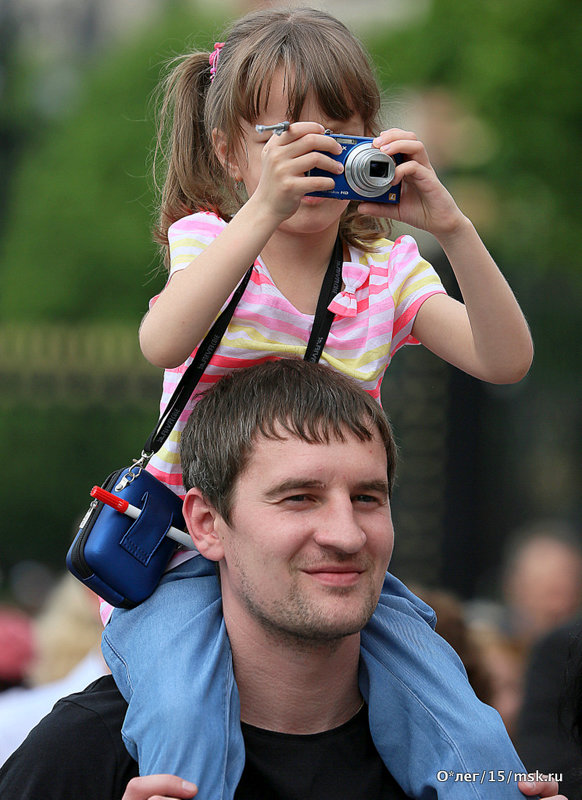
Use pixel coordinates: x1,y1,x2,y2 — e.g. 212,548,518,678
0,360,566,800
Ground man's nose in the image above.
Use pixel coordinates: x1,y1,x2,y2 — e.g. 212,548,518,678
312,496,367,553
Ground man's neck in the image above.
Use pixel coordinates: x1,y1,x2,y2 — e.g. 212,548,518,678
226,612,363,735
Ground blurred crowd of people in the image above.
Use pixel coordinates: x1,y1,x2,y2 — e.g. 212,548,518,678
1,516,581,791
0,574,108,765
420,518,582,797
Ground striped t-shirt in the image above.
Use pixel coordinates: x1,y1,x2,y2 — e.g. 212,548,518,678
146,211,446,498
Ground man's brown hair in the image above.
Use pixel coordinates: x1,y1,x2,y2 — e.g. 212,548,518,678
181,358,397,523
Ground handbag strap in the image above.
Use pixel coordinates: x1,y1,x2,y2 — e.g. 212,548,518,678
143,266,253,456
143,237,343,456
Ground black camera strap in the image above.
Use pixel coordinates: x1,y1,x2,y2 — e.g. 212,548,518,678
143,236,343,456
304,234,343,362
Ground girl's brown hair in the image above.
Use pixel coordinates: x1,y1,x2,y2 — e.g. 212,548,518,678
153,7,390,268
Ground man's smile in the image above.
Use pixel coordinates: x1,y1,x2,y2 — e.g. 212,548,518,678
302,563,366,588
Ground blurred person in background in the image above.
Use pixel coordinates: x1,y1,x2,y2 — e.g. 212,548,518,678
0,607,34,692
465,519,582,749
417,586,525,742
501,521,582,648
412,586,493,704
0,573,108,766
467,520,582,652
471,626,527,743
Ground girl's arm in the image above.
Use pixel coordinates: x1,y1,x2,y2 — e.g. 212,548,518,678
139,199,279,368
140,123,343,369
359,130,534,384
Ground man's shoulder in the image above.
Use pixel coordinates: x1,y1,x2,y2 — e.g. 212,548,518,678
43,673,129,743
0,675,136,800
58,673,127,710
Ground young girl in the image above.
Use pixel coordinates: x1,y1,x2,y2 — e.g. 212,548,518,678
102,7,533,798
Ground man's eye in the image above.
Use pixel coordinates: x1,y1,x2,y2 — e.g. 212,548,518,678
285,494,309,503
354,494,380,504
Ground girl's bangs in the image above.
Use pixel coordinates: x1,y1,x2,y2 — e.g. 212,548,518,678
235,42,377,127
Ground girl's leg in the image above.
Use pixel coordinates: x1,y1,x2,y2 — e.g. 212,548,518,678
102,557,244,800
359,572,527,800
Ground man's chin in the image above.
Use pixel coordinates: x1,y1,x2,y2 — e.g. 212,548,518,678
266,605,376,646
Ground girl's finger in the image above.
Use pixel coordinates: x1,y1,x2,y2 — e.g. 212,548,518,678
291,151,344,177
122,775,198,800
265,121,325,144
390,158,435,187
272,129,344,158
379,140,432,170
374,128,418,145
517,779,563,799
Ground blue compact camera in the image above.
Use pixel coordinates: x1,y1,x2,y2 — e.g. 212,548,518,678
308,134,402,203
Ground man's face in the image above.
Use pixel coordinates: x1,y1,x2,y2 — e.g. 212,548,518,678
214,428,394,646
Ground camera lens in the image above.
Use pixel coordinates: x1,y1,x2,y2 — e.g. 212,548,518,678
369,161,389,178
344,143,396,198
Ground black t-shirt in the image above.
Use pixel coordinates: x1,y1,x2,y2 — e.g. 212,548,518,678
0,676,409,800
516,619,582,800
239,704,406,799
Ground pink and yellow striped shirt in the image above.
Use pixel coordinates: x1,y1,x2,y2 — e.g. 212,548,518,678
146,211,446,498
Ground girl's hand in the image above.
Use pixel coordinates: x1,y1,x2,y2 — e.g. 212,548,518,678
358,128,466,238
518,778,566,800
122,775,198,800
250,122,345,222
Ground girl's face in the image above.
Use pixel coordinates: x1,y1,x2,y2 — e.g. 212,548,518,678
231,69,366,237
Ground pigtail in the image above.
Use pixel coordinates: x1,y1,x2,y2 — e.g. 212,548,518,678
152,51,237,269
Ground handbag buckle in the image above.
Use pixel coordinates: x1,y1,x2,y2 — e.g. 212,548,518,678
115,452,151,491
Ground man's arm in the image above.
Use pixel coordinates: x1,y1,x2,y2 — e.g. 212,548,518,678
0,677,135,800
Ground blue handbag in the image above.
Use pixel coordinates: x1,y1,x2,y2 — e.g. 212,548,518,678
66,266,253,608
67,238,343,608
67,466,186,607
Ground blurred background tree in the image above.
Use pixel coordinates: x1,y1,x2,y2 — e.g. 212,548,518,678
0,0,579,607
366,0,582,593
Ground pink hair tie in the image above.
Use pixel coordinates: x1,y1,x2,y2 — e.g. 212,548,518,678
209,42,225,82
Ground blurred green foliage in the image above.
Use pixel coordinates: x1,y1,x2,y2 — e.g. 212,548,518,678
1,406,155,566
0,4,227,324
368,0,582,280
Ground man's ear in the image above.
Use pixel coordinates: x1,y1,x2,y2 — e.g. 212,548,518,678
183,488,226,562
212,128,243,182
